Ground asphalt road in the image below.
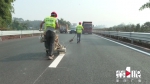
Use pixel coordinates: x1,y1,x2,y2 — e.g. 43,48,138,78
0,33,150,84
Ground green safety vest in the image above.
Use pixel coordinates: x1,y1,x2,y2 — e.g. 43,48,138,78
44,16,56,31
76,25,84,33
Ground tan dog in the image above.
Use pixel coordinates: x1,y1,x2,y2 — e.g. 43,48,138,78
54,34,61,50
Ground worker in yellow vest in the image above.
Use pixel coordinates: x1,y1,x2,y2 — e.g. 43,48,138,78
76,22,84,43
39,11,59,60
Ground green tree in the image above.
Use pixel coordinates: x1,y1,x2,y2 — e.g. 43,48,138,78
139,0,150,10
11,17,43,30
58,18,71,28
11,20,19,30
143,22,150,32
135,24,140,32
0,0,15,28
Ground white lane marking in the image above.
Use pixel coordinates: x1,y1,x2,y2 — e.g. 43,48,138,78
33,54,65,83
33,67,48,84
49,54,65,68
94,34,150,56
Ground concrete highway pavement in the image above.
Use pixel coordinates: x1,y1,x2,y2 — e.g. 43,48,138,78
0,34,150,84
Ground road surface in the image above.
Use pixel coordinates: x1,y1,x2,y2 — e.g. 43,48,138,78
0,34,150,84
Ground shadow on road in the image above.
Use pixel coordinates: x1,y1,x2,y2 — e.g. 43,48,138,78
0,52,56,62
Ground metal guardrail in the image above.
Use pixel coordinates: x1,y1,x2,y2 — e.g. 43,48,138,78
0,30,41,36
93,30,150,42
0,30,42,41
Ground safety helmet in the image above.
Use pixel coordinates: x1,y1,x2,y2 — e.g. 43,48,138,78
51,11,57,17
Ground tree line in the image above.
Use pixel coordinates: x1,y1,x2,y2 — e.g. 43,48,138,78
0,0,71,30
0,0,150,31
98,1,150,32
99,22,150,32
1,17,72,30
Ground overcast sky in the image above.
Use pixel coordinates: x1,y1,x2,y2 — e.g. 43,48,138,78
12,0,150,27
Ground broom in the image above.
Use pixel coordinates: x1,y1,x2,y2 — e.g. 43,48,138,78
69,34,76,42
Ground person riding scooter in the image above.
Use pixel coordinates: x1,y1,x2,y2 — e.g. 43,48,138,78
39,11,59,60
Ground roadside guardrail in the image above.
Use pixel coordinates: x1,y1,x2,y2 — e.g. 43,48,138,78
0,30,41,36
93,30,150,44
0,30,42,41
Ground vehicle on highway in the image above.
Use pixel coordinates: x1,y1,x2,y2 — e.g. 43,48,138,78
82,21,93,34
59,27,67,33
69,27,76,34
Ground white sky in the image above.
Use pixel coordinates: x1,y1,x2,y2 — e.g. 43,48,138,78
12,0,150,27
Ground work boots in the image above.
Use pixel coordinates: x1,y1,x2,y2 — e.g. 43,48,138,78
48,55,54,60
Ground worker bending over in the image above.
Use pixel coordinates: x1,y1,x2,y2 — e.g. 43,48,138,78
40,11,59,60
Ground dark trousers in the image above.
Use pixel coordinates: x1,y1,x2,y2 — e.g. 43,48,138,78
44,30,55,56
77,33,81,42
